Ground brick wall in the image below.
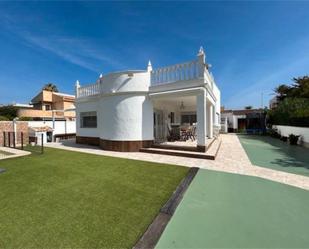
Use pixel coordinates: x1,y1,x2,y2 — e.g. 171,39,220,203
0,121,29,146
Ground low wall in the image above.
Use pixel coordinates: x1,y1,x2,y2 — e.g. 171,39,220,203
273,125,309,148
0,121,29,146
28,121,76,135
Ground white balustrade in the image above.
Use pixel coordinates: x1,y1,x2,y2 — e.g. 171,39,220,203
77,59,207,98
77,82,101,98
151,59,203,86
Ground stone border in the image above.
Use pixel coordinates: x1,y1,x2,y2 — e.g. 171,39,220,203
133,167,199,249
0,147,31,160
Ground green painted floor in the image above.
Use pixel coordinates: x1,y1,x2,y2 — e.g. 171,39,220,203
156,169,309,248
238,135,309,177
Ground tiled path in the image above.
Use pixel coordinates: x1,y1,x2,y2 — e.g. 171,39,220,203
0,147,31,160
46,134,309,190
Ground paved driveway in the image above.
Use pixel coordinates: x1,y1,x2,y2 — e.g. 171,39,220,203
156,169,309,248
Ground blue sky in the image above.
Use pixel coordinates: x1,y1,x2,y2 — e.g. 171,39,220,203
0,1,308,109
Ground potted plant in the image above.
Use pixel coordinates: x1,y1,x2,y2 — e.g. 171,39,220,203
289,134,300,145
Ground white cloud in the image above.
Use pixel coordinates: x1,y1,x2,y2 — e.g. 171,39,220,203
0,12,125,73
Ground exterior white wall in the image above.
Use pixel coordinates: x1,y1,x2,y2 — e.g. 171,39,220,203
76,100,100,138
196,89,207,146
28,130,47,144
77,71,153,141
99,94,153,141
273,125,309,147
100,71,150,93
212,82,221,126
28,121,76,135
221,113,246,131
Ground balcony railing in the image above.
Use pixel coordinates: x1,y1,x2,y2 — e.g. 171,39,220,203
77,82,100,98
151,59,203,86
76,59,207,98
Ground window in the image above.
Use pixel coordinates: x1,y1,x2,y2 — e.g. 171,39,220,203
80,111,97,128
45,104,51,110
181,113,197,125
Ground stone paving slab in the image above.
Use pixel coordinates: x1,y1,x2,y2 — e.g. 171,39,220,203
0,147,31,160
45,135,309,190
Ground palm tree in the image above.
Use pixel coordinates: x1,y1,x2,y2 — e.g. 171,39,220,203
292,76,309,98
42,83,59,92
274,84,290,101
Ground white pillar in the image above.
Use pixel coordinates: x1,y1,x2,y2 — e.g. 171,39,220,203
209,104,213,138
196,89,207,151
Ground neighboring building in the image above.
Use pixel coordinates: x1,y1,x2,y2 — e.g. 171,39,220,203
17,90,76,121
221,108,266,133
75,48,221,152
12,103,33,109
0,121,29,146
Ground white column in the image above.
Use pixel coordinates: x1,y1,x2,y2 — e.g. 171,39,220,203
209,104,213,138
197,89,207,149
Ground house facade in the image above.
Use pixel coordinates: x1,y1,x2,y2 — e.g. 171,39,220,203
75,48,221,152
17,90,76,121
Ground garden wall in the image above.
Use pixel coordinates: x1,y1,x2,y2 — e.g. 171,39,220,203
273,125,309,148
28,121,76,135
0,121,29,146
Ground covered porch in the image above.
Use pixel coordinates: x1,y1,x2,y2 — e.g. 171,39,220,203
150,87,217,152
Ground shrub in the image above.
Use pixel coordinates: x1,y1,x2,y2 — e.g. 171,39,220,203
280,136,288,142
289,134,300,145
267,98,309,127
0,105,18,120
0,115,9,121
19,117,33,121
268,128,281,138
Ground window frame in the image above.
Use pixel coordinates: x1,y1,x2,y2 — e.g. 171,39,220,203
80,111,97,128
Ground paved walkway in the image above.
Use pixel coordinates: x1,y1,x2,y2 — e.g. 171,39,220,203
0,147,31,160
46,134,309,190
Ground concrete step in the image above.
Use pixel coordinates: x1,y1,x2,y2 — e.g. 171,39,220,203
140,138,221,160
205,137,222,159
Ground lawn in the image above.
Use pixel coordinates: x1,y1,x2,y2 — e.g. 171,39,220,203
238,134,309,176
156,169,309,248
0,147,188,248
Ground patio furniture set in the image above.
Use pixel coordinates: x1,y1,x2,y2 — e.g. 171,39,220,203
167,123,197,142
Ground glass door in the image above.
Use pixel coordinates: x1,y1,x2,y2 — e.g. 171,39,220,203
154,110,164,142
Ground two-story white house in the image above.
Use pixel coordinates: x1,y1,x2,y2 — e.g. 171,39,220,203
75,48,221,153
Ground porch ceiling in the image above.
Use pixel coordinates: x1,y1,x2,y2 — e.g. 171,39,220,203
152,95,196,108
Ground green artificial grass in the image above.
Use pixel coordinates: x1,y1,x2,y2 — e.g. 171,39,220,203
238,135,309,176
0,147,188,248
156,169,309,248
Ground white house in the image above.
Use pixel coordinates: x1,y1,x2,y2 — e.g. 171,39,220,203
75,48,221,152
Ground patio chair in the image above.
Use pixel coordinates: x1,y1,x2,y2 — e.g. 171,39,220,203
186,126,196,141
167,124,180,141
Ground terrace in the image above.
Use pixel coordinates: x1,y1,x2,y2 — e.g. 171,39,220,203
75,47,218,100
